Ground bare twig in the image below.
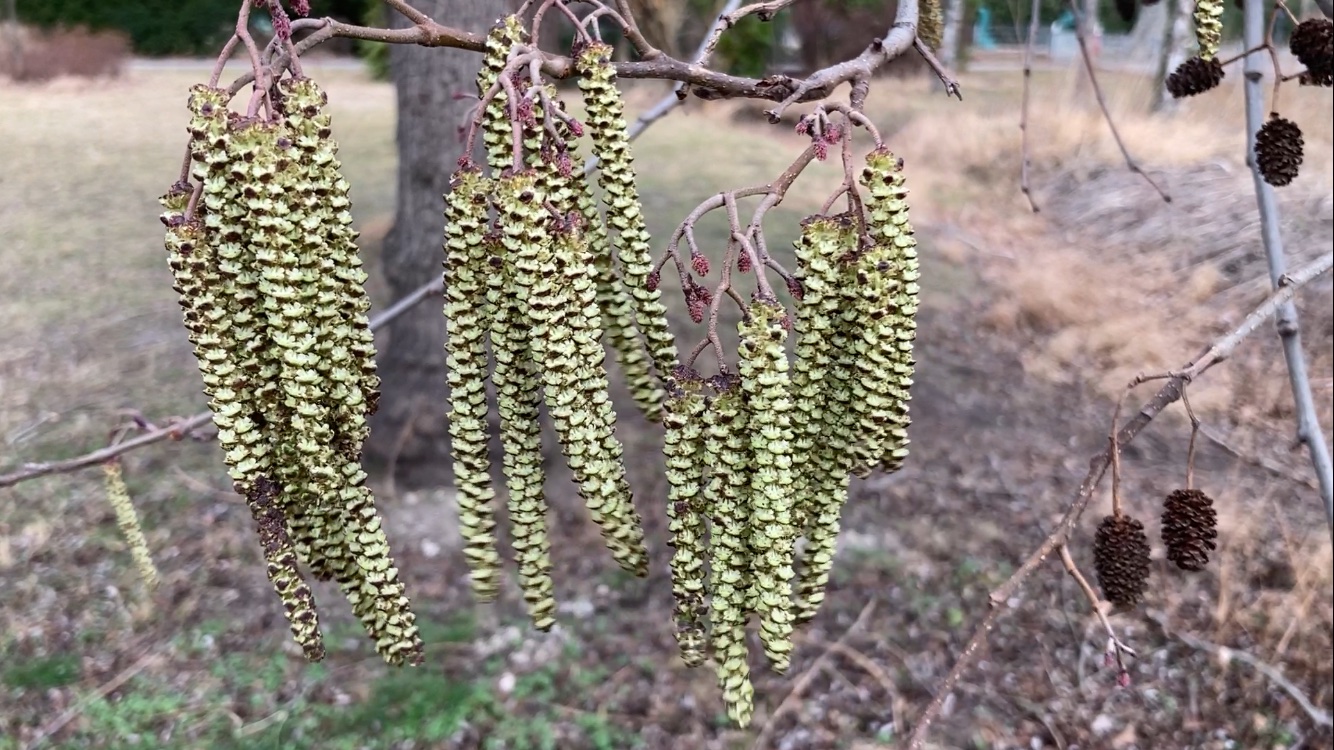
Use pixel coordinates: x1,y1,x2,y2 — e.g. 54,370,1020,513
914,37,962,100
1241,0,1334,533
751,601,876,749
0,278,442,489
1198,424,1319,490
905,250,1334,749
239,3,919,109
1057,544,1135,672
1150,614,1334,728
698,0,797,68
1065,0,1171,204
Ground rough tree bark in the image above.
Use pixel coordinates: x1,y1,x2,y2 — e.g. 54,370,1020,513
366,0,497,488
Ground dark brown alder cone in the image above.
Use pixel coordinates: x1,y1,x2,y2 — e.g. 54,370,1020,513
1093,515,1152,607
1165,56,1225,98
1255,115,1304,187
1161,489,1218,571
1290,18,1333,81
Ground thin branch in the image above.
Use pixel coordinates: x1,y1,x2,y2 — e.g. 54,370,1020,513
914,37,962,100
751,601,876,750
1066,0,1171,204
0,278,444,489
1241,0,1334,533
697,0,796,68
905,250,1334,749
764,0,921,120
1150,614,1333,728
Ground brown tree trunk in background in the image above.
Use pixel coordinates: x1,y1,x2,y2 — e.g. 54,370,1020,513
366,0,495,488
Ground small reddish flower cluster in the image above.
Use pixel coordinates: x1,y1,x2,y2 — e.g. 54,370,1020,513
684,277,713,323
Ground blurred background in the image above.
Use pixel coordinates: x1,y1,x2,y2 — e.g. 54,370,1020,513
1,1,1331,748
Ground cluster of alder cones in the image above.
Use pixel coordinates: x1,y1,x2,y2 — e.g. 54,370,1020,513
1166,11,1331,187
440,17,919,726
1093,486,1219,608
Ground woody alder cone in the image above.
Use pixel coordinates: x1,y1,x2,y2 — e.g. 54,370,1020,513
1161,489,1218,571
1289,18,1333,84
1255,116,1304,187
1093,515,1152,607
1166,56,1224,98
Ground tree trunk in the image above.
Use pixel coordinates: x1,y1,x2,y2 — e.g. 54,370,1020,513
1153,0,1191,113
941,0,966,67
366,0,496,488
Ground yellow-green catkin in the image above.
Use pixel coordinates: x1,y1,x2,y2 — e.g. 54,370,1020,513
703,376,755,727
576,169,665,423
497,172,648,577
101,460,159,590
279,77,377,457
663,367,710,667
920,0,944,50
575,41,679,384
738,299,798,673
792,215,858,625
857,148,919,475
165,128,326,662
248,476,327,661
1193,0,1223,60
443,165,506,605
478,17,555,614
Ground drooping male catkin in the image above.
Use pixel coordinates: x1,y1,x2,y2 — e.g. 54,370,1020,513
663,367,710,667
497,172,648,577
919,0,945,50
791,215,858,625
739,298,799,673
576,41,679,384
704,376,755,727
101,460,159,590
855,148,919,476
443,165,506,604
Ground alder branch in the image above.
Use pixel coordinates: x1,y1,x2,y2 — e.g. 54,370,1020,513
1241,0,1334,533
905,249,1334,749
0,278,442,489
1147,613,1334,728
698,0,798,68
232,0,922,109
